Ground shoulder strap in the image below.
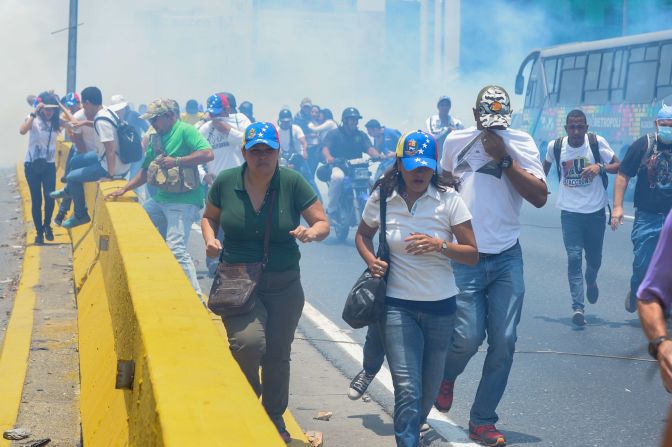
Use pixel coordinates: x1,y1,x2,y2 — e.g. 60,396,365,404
553,137,563,182
376,188,389,266
261,189,277,268
588,133,608,190
93,109,120,135
641,133,658,169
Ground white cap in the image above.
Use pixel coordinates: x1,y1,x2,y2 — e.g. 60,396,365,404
109,94,128,112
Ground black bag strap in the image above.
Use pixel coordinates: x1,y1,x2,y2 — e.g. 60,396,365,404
587,132,608,190
640,133,658,170
261,189,277,268
376,188,389,266
553,137,563,182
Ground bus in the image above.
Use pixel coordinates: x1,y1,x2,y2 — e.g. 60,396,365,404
513,29,672,189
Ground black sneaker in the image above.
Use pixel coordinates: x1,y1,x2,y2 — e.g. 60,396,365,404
54,212,66,227
586,283,599,304
34,233,44,245
572,309,585,326
348,369,376,400
44,226,54,241
625,291,637,313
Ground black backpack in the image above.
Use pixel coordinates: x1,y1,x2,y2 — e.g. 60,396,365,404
94,109,143,164
553,132,608,189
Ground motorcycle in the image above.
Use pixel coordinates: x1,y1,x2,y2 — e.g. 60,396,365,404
317,158,373,243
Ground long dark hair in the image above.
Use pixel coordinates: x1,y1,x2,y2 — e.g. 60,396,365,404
36,93,61,132
372,159,461,199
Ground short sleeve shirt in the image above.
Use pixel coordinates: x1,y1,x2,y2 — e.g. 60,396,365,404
208,164,318,272
375,127,402,154
544,134,615,213
93,109,130,176
143,120,212,208
323,127,371,160
619,134,672,214
278,124,305,156
362,185,472,301
441,127,546,254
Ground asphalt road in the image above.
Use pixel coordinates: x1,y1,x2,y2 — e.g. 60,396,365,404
188,196,668,446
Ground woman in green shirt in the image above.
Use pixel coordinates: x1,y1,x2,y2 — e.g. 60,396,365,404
201,122,329,443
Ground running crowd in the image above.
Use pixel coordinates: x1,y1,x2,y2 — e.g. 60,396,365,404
19,85,672,447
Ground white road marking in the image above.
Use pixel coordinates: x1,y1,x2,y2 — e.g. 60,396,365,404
302,301,479,447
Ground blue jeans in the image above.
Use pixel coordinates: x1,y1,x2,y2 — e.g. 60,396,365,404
630,209,666,295
560,209,606,310
443,242,525,426
65,151,108,219
24,162,56,234
383,304,454,447
362,324,385,376
143,199,202,297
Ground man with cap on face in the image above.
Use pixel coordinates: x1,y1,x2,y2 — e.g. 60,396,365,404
613,104,672,313
106,98,214,300
426,96,464,153
436,85,547,446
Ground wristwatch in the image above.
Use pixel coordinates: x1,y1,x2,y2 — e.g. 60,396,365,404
441,240,448,255
498,155,513,169
29,112,37,118
649,335,669,359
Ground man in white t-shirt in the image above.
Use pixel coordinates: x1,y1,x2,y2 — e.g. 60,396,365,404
51,86,130,229
199,93,250,184
543,109,620,326
436,85,548,446
426,95,464,155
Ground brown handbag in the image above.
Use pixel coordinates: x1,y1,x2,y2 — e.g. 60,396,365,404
208,190,277,317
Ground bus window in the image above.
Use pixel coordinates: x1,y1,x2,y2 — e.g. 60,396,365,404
544,58,559,104
610,50,626,102
558,54,585,105
625,45,658,103
525,59,545,108
657,44,672,98
584,52,610,104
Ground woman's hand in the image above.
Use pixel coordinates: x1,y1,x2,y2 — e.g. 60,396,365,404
404,232,441,255
290,225,318,243
205,238,223,258
368,258,389,278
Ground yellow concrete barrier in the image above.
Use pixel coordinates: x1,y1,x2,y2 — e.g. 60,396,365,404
61,141,290,446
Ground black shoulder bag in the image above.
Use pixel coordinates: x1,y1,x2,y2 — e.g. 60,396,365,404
208,189,277,317
342,188,389,329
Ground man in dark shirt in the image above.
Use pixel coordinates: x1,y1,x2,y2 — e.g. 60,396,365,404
612,104,672,313
321,107,379,215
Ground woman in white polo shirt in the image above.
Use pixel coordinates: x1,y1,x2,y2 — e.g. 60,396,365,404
355,130,479,447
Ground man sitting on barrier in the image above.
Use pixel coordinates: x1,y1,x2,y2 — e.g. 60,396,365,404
106,98,214,300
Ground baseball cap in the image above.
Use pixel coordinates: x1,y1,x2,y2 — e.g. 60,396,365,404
475,85,512,128
243,122,280,150
437,95,452,107
64,92,80,107
395,130,438,172
657,104,672,121
109,94,128,112
207,94,230,115
140,99,174,120
365,119,381,129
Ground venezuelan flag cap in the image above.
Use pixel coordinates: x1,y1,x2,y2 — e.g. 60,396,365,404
243,122,280,150
395,130,438,172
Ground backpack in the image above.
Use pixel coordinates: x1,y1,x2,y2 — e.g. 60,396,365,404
94,109,143,164
553,132,608,189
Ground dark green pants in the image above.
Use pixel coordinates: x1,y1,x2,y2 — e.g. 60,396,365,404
222,270,304,431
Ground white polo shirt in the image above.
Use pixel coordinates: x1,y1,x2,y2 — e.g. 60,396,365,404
362,185,472,302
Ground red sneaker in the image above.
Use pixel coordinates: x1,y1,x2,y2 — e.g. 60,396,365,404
469,422,506,446
434,379,455,412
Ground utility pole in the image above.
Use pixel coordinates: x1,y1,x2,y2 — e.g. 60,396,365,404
66,0,78,94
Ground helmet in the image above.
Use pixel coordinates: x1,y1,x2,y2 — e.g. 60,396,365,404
278,108,292,121
341,107,362,121
316,164,333,183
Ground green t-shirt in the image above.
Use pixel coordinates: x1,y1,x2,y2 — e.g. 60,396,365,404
208,164,318,272
143,120,211,208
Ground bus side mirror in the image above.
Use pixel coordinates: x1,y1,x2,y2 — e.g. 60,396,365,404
515,74,524,95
